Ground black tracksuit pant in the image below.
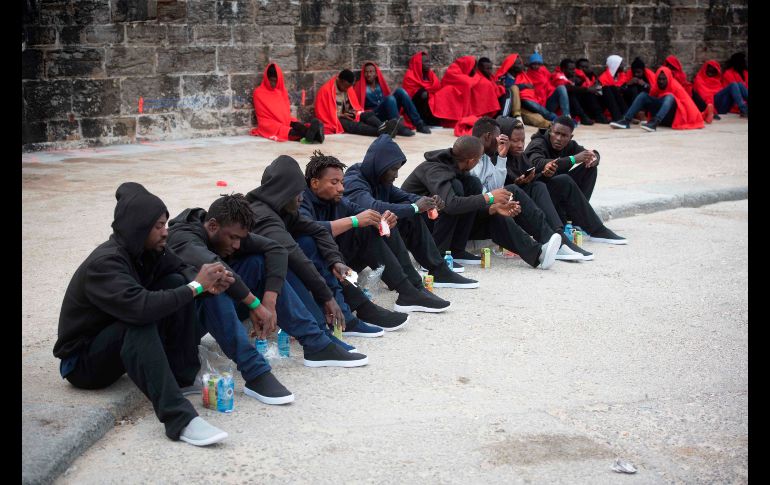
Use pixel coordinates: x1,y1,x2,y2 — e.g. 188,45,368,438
543,163,598,201
412,88,442,126
600,86,628,122
522,177,604,234
64,273,199,441
575,92,609,122
340,111,384,136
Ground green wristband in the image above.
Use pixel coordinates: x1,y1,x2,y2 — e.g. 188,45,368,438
569,155,576,165
351,216,359,228
411,203,419,213
248,297,261,310
486,192,494,205
187,281,203,296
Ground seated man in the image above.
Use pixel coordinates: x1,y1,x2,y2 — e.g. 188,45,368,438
343,135,480,286
597,55,629,123
693,60,748,117
620,57,656,109
401,51,442,127
499,116,625,254
556,58,607,124
251,62,325,143
430,55,500,126
401,136,562,270
301,151,452,314
476,57,507,117
314,69,399,138
723,53,748,91
167,194,367,400
497,53,550,128
664,55,717,122
354,61,428,134
53,182,231,447
522,52,570,121
494,53,524,121
610,67,704,133
468,116,588,262
246,155,409,336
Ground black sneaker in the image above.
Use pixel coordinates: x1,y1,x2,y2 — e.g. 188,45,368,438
416,123,432,134
587,226,627,244
378,118,399,138
244,371,294,405
355,300,410,328
561,235,594,261
609,119,630,129
394,287,450,313
580,117,595,125
431,266,479,289
303,343,368,368
640,120,658,132
396,118,415,136
451,250,481,265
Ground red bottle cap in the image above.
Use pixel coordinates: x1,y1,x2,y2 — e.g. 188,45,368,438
216,181,228,187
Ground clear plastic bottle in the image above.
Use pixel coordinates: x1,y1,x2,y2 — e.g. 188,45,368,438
277,329,290,358
564,221,574,242
444,250,454,270
255,338,268,355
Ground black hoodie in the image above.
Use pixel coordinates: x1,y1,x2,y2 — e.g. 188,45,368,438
167,208,288,301
523,127,600,175
53,183,196,359
245,155,344,302
400,148,488,215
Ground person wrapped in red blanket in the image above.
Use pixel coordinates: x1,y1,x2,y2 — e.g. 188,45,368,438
429,56,500,127
694,59,748,117
401,51,442,127
518,52,570,122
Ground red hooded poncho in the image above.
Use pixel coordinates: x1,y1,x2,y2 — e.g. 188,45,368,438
402,51,441,98
353,61,391,109
574,68,595,86
494,53,519,81
527,65,555,105
429,56,499,122
314,75,364,135
693,60,723,106
649,66,704,130
599,67,624,87
623,67,656,87
251,63,296,141
494,53,538,103
722,68,748,89
664,55,692,95
550,67,574,88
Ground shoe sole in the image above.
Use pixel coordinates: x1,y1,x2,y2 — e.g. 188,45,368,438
640,125,656,132
432,281,480,289
393,303,449,313
451,266,465,273
555,255,583,261
243,387,295,405
342,330,384,338
609,123,629,129
453,258,481,265
588,237,628,245
180,431,229,446
370,314,412,330
539,235,561,269
303,356,369,368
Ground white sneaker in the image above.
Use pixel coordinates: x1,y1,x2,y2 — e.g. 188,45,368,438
555,244,584,261
537,233,561,270
179,417,228,446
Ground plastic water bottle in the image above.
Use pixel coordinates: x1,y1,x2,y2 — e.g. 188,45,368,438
255,338,268,355
564,221,574,242
277,329,290,358
444,251,454,270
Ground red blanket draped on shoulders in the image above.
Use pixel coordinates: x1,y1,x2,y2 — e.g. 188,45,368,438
664,55,692,95
599,67,623,87
650,66,703,130
429,56,499,123
402,51,441,98
494,53,518,81
527,65,554,105
693,60,723,106
314,75,364,135
251,62,296,141
353,61,391,110
722,68,748,89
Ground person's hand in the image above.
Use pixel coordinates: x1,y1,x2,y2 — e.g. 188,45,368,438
588,85,601,95
382,210,397,229
249,304,277,339
340,111,355,121
542,160,558,177
432,194,446,210
575,150,595,166
355,209,382,227
514,170,536,185
415,196,437,213
331,262,352,282
496,134,510,157
489,200,520,217
323,298,346,331
420,91,429,100
490,187,512,202
195,263,230,293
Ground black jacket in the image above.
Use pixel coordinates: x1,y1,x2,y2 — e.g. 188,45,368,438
299,187,365,233
343,134,420,218
167,208,288,301
524,128,601,174
401,148,488,216
53,183,196,359
245,155,344,302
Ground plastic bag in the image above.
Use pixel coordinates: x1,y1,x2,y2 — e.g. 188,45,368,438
195,344,235,413
357,265,386,298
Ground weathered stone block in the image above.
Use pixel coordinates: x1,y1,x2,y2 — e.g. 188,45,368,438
121,75,181,114
353,45,389,69
465,3,517,27
126,23,168,45
230,74,257,109
181,74,230,110
193,25,232,45
157,0,187,23
259,0,300,25
262,26,294,45
215,0,254,24
294,28,327,44
298,44,352,70
168,25,192,44
24,26,57,46
670,6,701,25
46,48,105,78
218,46,269,73
23,122,48,145
22,50,45,80
363,27,401,44
328,25,367,45
81,117,110,138
47,119,81,141
233,25,263,45
111,117,137,137
111,0,156,22
390,43,426,68
138,113,185,137
268,45,298,71
23,80,73,121
401,25,443,43
157,47,216,73
420,4,465,25
221,109,252,128
387,1,420,25
73,79,121,117
647,26,672,43
616,26,646,42
731,6,748,24
106,47,157,76
704,26,730,41
187,1,216,23
730,25,747,41
182,109,221,130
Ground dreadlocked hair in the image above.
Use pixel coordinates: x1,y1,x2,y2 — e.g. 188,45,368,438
304,150,347,186
206,193,256,231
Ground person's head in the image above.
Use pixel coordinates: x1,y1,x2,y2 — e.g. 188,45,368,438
283,193,302,215
559,58,576,77
656,70,668,90
364,63,378,85
305,150,348,203
576,58,591,73
266,64,278,88
421,52,432,74
498,117,526,156
727,52,747,72
548,116,575,151
705,63,720,77
144,213,169,252
204,194,256,258
663,59,678,72
528,52,543,70
112,182,170,256
471,116,501,158
478,57,494,78
631,57,646,79
336,69,355,91
452,136,484,172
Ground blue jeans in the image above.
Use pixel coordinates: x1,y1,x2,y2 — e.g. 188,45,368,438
373,87,425,127
714,82,748,114
521,85,570,120
623,92,675,124
196,254,332,381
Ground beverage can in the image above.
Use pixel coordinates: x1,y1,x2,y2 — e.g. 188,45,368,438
201,373,210,408
427,208,439,220
423,274,434,292
574,229,583,246
378,219,391,236
481,248,491,268
333,320,343,339
206,375,219,410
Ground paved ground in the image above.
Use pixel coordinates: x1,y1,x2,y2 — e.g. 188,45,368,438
22,117,748,484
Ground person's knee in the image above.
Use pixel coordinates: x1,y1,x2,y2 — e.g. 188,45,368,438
384,95,397,110
151,272,186,291
295,235,316,254
555,85,567,96
394,88,409,101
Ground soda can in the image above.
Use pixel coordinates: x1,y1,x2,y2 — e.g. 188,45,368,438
206,375,219,410
427,208,439,220
333,319,343,339
216,373,234,413
423,274,434,292
201,373,210,408
379,219,391,236
481,248,491,268
574,229,583,246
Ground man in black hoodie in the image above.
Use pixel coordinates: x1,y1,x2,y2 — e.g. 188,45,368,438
523,115,627,244
343,135,481,288
167,194,368,404
54,182,231,447
300,150,452,316
401,137,561,269
246,155,407,338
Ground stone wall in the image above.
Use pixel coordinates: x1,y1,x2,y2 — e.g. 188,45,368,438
22,0,748,151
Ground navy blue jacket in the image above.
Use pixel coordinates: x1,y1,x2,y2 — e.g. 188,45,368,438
299,188,366,233
343,134,420,219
